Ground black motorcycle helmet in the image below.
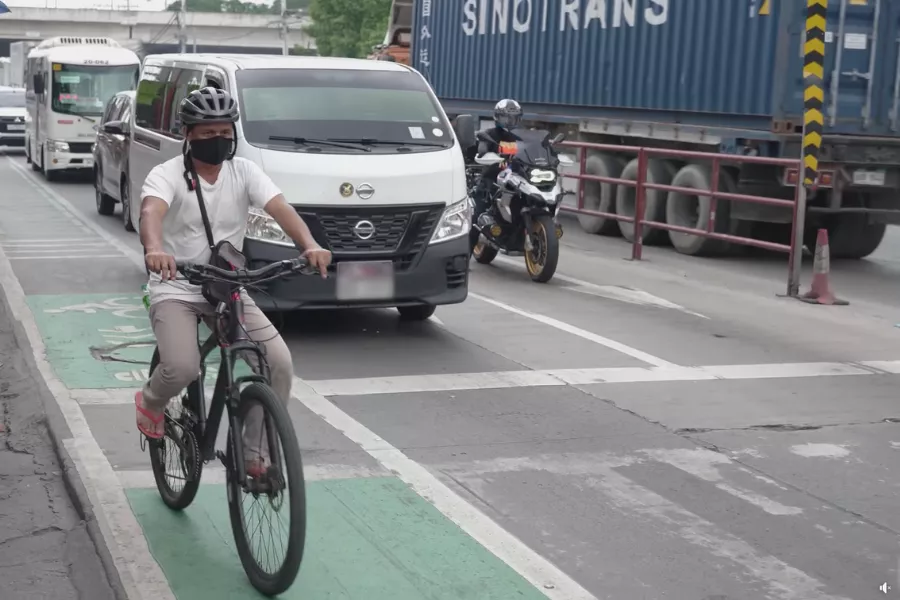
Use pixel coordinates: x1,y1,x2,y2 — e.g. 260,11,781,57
493,98,523,130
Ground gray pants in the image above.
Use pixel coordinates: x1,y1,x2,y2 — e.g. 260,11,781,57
142,297,294,461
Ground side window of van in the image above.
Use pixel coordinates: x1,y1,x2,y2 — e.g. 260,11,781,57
134,65,174,135
167,67,204,138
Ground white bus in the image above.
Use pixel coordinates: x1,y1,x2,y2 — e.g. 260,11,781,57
24,37,140,181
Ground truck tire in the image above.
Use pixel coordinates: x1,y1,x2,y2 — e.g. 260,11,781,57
666,164,736,256
577,153,625,236
825,215,887,259
615,158,676,245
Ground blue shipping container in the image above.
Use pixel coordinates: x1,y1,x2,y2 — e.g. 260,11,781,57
412,0,900,138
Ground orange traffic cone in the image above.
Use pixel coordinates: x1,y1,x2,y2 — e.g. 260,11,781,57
799,228,848,306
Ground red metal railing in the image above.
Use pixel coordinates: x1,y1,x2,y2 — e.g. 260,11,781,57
556,141,803,295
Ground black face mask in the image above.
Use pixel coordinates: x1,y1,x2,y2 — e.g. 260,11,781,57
189,136,233,166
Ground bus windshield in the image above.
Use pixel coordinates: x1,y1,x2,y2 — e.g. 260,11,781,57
51,63,138,117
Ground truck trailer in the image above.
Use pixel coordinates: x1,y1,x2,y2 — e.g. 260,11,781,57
405,0,899,258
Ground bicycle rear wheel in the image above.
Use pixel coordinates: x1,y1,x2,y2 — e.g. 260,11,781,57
226,382,306,596
147,348,204,511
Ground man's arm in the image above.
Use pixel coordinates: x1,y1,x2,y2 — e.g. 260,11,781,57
264,195,318,251
140,196,177,280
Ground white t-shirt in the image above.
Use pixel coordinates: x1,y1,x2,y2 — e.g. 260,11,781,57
141,156,282,305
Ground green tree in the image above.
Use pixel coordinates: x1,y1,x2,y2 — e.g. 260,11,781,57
290,45,318,56
304,0,391,58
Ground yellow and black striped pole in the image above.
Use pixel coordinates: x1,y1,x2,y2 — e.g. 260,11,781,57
802,0,827,185
789,0,828,297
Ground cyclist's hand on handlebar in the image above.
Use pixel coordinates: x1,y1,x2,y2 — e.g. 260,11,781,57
302,246,332,278
145,249,177,280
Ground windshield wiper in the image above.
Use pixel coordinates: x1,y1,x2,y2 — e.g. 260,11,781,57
269,136,371,151
54,108,99,122
329,138,445,147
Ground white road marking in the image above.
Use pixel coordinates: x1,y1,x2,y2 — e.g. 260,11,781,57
470,292,678,368
492,254,708,318
9,254,124,260
7,157,146,269
642,448,803,516
292,376,598,600
78,360,897,402
859,360,900,373
789,444,851,459
439,453,849,600
116,463,391,489
0,242,175,600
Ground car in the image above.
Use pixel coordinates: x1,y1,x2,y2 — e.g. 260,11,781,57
129,54,474,320
93,90,135,230
0,86,26,152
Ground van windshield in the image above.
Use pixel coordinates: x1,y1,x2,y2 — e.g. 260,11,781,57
236,68,453,154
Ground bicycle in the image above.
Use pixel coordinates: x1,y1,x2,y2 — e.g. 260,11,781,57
142,257,315,596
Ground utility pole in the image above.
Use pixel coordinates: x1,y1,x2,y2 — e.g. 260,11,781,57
280,0,289,56
178,0,187,54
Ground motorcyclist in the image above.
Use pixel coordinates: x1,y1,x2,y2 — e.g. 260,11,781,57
468,98,523,251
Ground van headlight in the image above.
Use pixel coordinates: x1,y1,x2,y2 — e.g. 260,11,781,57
430,198,472,244
246,208,293,246
47,140,69,153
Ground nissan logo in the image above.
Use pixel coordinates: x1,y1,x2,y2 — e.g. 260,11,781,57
353,220,376,240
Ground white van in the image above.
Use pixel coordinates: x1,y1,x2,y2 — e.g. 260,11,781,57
129,54,474,320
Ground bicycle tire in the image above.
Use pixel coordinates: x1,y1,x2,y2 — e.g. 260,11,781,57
226,382,306,596
147,347,204,511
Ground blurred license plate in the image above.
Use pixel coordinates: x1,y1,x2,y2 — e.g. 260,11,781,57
336,261,394,301
853,169,885,186
7,125,24,131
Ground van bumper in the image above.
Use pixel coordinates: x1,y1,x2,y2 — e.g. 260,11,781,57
243,235,470,312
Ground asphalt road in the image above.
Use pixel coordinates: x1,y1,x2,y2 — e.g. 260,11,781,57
3,151,900,600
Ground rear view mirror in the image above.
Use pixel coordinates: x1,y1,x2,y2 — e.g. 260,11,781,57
102,120,126,135
474,152,504,166
453,114,476,149
557,153,575,166
33,74,44,95
551,132,567,145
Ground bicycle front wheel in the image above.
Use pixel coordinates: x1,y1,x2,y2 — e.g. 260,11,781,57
226,382,306,596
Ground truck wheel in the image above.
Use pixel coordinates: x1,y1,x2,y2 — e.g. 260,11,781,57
824,215,887,259
666,164,736,256
577,153,625,236
615,158,676,245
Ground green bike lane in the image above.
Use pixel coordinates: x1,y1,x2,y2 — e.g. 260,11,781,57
26,291,550,599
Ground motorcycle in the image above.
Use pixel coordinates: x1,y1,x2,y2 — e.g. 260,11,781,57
470,129,574,283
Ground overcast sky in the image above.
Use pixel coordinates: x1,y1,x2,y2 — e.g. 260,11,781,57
4,0,271,11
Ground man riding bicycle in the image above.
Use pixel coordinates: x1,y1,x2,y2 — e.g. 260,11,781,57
135,86,332,476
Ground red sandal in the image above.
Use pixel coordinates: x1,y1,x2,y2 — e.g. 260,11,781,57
135,391,164,439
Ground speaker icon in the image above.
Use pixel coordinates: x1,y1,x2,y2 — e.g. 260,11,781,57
881,582,892,594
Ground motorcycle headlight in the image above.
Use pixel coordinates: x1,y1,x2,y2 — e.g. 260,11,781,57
530,169,556,184
47,139,70,153
430,198,472,244
246,208,293,246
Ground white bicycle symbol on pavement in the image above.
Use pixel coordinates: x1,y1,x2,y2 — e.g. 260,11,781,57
44,297,146,320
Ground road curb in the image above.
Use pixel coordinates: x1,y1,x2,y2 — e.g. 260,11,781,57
0,284,129,600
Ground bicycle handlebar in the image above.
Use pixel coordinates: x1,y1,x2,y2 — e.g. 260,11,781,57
175,257,313,283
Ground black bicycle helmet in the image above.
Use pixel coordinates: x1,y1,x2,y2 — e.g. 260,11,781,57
179,86,239,126
493,98,522,130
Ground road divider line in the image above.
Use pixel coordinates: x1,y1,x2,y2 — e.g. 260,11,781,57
6,157,146,271
73,360,896,403
292,376,598,600
117,463,391,489
470,291,677,368
0,243,175,600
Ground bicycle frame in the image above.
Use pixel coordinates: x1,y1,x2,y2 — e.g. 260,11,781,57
191,288,274,486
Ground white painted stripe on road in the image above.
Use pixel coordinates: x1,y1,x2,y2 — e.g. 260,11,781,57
7,157,146,270
858,360,900,374
292,376,598,600
116,463,391,489
8,254,124,260
441,454,849,599
492,254,708,319
0,242,175,600
470,292,677,368
78,360,896,403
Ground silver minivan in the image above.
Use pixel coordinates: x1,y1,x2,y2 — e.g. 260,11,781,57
128,54,474,320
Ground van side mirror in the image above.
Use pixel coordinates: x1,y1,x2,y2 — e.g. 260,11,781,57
454,114,476,149
33,74,44,95
102,120,126,136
